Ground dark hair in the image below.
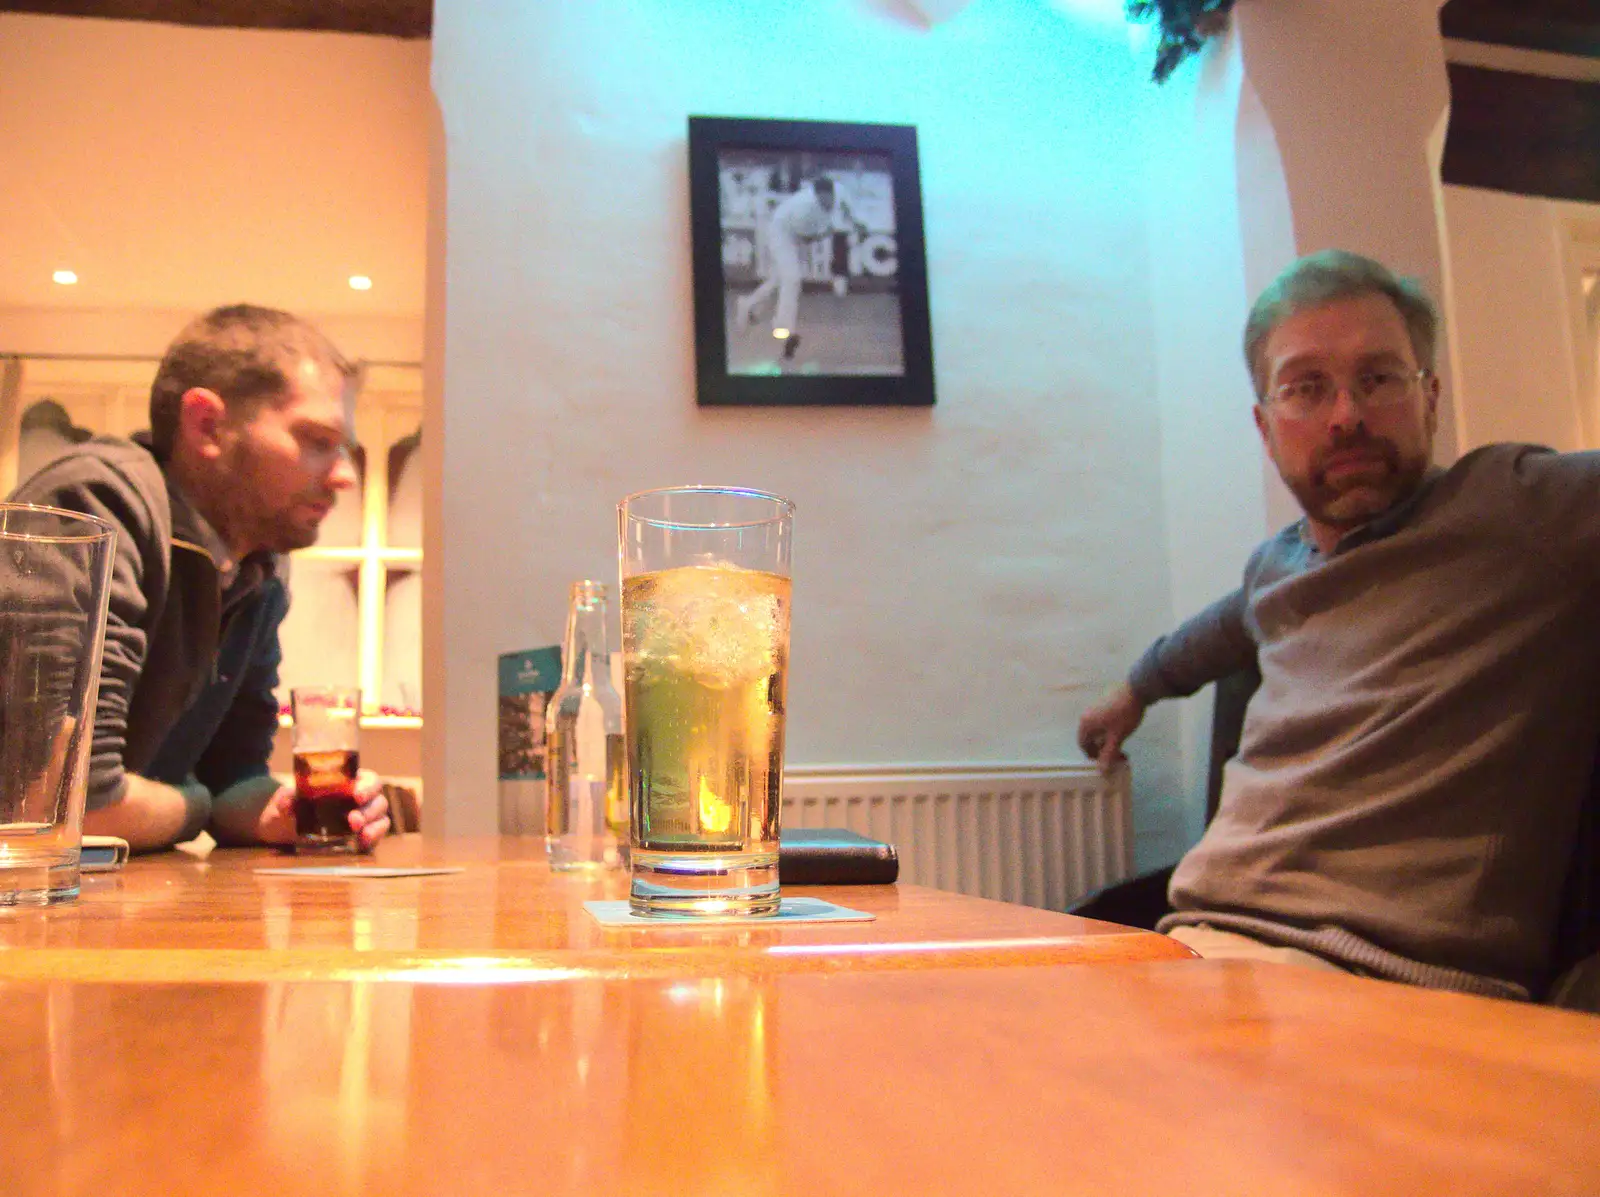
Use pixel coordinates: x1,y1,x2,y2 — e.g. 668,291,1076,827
148,304,354,456
1243,250,1439,399
811,176,835,197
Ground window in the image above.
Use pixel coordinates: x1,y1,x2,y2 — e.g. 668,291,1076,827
276,365,423,725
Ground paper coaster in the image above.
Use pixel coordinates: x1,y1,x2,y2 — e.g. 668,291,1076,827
583,896,874,927
253,866,465,880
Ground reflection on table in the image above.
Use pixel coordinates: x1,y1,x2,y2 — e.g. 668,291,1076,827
0,835,1195,981
4,960,1597,1197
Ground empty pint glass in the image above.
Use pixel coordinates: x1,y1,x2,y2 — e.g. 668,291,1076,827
0,503,115,905
619,487,793,916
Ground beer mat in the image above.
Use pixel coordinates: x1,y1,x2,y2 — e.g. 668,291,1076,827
582,897,875,927
252,866,466,879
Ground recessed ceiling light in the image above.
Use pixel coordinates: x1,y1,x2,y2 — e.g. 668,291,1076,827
348,275,373,291
53,269,78,285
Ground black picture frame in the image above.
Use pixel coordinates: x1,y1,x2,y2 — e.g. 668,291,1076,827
688,116,935,407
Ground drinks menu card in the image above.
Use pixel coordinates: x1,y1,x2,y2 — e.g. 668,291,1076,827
497,645,562,835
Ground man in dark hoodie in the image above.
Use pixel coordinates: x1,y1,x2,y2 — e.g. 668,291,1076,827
10,305,390,852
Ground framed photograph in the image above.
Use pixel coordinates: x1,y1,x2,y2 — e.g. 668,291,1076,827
688,116,935,407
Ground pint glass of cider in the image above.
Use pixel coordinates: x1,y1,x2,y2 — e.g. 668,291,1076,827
618,487,793,916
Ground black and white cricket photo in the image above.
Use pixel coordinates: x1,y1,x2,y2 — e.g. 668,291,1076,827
717,148,904,377
687,117,934,406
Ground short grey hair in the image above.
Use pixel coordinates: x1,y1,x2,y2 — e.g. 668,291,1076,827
1243,250,1439,399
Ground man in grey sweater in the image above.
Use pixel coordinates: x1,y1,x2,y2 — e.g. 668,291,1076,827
1078,250,1599,1002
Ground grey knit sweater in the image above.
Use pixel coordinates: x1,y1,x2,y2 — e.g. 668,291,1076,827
1130,444,1600,1000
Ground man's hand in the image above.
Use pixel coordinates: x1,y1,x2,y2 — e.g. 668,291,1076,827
349,769,392,849
251,769,392,851
1077,683,1147,776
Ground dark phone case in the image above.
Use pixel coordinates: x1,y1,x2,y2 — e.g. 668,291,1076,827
778,827,899,886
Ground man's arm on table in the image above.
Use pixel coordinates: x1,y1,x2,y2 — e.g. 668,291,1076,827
84,772,389,851
86,614,390,853
209,773,292,847
84,771,277,851
193,584,390,850
1078,586,1256,774
207,771,390,849
82,773,210,852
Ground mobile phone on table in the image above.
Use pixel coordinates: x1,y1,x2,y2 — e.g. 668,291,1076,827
81,835,130,872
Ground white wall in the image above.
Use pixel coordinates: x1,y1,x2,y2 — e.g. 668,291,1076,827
427,0,1187,859
0,306,422,366
1442,186,1596,452
1138,26,1280,851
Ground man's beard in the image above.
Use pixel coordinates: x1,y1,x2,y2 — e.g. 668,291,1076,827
253,499,328,554
1283,432,1428,534
217,445,337,556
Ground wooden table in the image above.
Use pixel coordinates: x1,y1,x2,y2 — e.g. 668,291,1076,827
0,835,1194,980
4,959,1597,1196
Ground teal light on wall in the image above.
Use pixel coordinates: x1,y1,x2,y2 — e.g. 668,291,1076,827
1044,0,1129,29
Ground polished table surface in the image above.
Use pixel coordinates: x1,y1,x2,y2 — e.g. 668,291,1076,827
4,959,1597,1196
0,835,1195,980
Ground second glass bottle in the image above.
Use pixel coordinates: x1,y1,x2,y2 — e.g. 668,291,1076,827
545,580,627,870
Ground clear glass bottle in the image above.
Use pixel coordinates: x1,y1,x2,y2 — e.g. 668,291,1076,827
545,580,627,870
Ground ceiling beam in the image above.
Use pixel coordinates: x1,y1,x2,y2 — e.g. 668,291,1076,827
0,1,430,38
1440,0,1600,60
1442,64,1600,204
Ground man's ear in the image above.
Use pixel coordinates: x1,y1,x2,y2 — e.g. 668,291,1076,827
1253,400,1272,452
176,387,230,461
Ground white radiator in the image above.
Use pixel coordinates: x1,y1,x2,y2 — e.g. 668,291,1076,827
782,762,1133,911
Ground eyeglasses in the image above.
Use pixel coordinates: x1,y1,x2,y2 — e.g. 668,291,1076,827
1263,368,1428,421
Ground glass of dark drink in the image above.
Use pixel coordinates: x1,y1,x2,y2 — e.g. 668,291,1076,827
289,686,362,853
